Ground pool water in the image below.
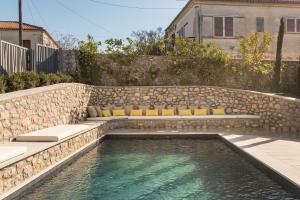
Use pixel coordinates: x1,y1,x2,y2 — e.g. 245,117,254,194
21,139,299,200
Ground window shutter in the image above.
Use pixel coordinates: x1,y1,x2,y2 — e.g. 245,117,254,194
202,16,213,37
256,17,264,32
297,19,300,32
214,17,223,37
235,17,246,37
225,17,234,37
287,18,295,32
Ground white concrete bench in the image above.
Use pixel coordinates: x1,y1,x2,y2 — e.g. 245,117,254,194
87,115,260,121
0,146,27,163
15,124,92,142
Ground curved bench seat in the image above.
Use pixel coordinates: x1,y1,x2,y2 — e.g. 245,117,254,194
0,146,27,163
15,124,92,142
87,115,260,121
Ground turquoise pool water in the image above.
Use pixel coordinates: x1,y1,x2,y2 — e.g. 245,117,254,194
21,139,299,200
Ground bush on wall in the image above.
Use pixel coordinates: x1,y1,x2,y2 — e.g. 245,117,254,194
0,75,6,94
167,38,230,85
74,28,290,93
76,35,101,84
0,72,73,94
238,32,273,91
21,71,40,89
7,73,26,91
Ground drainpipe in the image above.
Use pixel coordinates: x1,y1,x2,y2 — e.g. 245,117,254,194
199,6,203,43
194,6,200,42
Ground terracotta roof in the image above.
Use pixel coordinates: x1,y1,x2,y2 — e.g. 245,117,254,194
0,21,43,30
0,21,58,48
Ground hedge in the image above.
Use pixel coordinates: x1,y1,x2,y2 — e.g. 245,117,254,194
0,72,73,94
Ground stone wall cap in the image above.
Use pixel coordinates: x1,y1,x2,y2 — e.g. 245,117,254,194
0,83,86,102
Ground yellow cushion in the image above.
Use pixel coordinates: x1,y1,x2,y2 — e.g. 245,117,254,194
146,109,159,116
178,109,192,116
102,110,111,117
194,109,208,116
162,109,175,116
212,108,225,115
112,109,126,116
130,109,143,116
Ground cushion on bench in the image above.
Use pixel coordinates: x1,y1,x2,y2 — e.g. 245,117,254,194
112,109,126,116
146,109,159,116
212,108,225,115
162,109,175,116
0,146,27,163
102,110,112,117
130,109,143,116
15,125,90,142
178,109,192,116
194,109,208,116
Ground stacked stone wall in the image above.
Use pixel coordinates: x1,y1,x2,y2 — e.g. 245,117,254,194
90,86,300,136
0,84,91,143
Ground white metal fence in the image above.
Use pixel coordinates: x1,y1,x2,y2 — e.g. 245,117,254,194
0,40,28,75
0,40,59,76
34,44,59,73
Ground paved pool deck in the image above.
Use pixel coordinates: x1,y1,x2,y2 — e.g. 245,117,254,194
106,129,300,191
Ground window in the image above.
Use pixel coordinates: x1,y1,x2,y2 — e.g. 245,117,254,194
214,17,234,37
22,40,31,49
256,17,264,32
286,18,300,33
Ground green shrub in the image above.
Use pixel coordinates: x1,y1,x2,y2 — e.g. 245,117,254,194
38,72,51,86
0,75,7,93
56,72,73,83
47,73,61,84
21,71,39,89
7,73,25,91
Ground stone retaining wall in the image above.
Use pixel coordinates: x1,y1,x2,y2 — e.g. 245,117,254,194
0,84,299,142
90,86,300,136
0,84,91,143
0,125,104,196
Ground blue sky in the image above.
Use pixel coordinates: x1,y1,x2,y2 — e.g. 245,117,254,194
0,0,187,42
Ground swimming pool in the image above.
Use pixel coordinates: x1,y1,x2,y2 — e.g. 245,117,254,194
20,139,299,200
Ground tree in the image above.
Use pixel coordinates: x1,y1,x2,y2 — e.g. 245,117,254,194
76,35,101,84
57,34,78,50
238,32,273,90
273,17,285,91
131,27,164,55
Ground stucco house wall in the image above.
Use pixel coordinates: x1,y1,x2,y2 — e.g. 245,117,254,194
167,1,300,60
0,30,42,48
42,32,58,48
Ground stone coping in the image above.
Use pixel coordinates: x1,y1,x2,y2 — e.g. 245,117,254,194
0,122,103,169
0,83,85,102
87,115,260,121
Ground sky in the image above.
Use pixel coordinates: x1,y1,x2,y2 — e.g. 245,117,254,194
0,0,187,43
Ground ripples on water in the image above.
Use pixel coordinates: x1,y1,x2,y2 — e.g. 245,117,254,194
21,139,299,200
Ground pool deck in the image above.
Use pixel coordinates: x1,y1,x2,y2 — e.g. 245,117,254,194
106,129,300,191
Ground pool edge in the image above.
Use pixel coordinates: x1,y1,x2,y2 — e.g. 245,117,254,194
4,132,300,199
